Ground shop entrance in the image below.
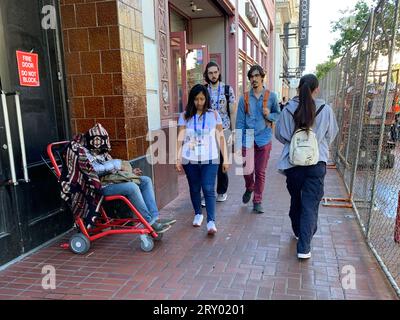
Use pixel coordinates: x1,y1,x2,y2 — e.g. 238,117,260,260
170,31,209,114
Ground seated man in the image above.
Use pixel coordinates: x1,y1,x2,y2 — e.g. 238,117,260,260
83,123,175,232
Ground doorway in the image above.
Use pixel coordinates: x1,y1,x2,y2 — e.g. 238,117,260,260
170,31,209,115
0,0,71,265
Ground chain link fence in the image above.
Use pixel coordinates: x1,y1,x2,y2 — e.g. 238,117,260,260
320,0,400,297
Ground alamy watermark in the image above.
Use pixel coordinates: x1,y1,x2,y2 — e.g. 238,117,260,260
41,265,56,290
145,123,254,176
341,265,356,290
41,5,57,30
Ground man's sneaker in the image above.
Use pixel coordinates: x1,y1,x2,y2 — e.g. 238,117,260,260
242,190,253,204
151,222,171,234
158,218,177,226
201,198,206,207
217,193,228,202
193,214,204,227
297,252,311,259
253,203,265,214
207,221,217,235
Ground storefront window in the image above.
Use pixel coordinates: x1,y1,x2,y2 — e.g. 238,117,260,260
246,36,252,57
186,48,206,90
238,27,244,51
246,63,252,88
238,58,244,95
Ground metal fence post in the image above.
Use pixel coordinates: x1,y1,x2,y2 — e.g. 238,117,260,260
337,52,352,170
367,0,400,238
344,43,363,181
349,11,375,200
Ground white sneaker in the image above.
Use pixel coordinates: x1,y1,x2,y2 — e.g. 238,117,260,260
216,193,228,202
201,198,206,207
193,214,204,227
297,252,311,259
207,221,217,235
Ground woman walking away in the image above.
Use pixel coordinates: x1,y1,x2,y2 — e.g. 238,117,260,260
275,74,338,259
176,84,229,235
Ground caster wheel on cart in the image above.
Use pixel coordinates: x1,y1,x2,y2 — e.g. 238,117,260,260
140,235,154,252
69,234,91,254
153,232,163,241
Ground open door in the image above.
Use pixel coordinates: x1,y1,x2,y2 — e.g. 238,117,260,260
170,31,188,114
170,32,210,115
186,44,209,90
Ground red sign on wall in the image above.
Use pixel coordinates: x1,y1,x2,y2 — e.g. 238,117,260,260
16,51,40,87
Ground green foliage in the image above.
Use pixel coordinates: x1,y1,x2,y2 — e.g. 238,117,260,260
330,0,372,58
316,60,337,80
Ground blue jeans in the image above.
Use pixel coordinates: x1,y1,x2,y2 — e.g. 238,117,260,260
183,162,219,222
102,176,159,225
285,162,326,254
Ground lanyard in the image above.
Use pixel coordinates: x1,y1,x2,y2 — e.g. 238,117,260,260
209,84,222,111
193,112,206,135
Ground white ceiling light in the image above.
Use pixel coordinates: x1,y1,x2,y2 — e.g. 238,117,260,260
190,1,203,12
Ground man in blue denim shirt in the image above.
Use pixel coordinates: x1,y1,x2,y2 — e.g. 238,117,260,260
236,65,281,213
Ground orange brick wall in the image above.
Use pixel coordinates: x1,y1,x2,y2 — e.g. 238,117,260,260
60,0,149,160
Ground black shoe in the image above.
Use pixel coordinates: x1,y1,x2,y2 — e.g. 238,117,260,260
158,218,177,226
253,203,265,214
151,222,171,233
242,190,253,204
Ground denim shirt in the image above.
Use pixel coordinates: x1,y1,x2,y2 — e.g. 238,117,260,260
235,87,281,149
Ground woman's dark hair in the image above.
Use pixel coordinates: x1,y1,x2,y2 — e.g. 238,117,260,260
247,65,265,80
294,74,319,131
184,84,211,120
203,61,222,84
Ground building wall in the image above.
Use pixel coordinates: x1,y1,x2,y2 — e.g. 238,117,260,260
143,0,161,131
143,0,178,208
274,0,300,99
60,0,149,161
237,0,275,90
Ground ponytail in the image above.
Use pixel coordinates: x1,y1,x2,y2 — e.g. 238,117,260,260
294,74,319,132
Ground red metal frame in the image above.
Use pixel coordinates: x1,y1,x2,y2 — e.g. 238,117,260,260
47,142,159,249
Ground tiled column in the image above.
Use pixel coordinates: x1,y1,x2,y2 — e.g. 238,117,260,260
60,0,148,160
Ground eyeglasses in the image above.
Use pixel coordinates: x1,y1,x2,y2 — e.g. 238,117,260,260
249,73,262,79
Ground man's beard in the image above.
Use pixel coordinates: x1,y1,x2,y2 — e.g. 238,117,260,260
210,79,219,85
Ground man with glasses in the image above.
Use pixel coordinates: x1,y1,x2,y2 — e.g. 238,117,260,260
235,65,280,213
202,61,236,205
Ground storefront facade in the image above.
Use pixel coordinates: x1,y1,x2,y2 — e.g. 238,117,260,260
0,0,275,266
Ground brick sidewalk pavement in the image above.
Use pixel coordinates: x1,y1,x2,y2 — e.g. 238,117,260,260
0,140,397,300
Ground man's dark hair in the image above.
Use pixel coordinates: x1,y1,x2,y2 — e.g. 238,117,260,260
204,61,222,84
247,65,265,81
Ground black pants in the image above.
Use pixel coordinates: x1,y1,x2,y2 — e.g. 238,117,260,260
285,162,326,254
217,151,229,195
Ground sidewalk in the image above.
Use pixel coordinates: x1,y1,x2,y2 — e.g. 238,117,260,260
0,140,397,300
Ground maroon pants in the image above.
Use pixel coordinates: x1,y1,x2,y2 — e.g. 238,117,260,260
242,142,272,204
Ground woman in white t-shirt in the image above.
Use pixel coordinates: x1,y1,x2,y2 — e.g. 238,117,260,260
176,84,229,235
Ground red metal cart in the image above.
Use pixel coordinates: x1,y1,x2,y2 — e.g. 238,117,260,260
46,141,161,254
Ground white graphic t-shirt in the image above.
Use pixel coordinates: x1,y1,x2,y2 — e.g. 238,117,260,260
178,110,223,162
207,82,235,130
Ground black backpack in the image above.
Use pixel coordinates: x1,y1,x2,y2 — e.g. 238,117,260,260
225,85,231,119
